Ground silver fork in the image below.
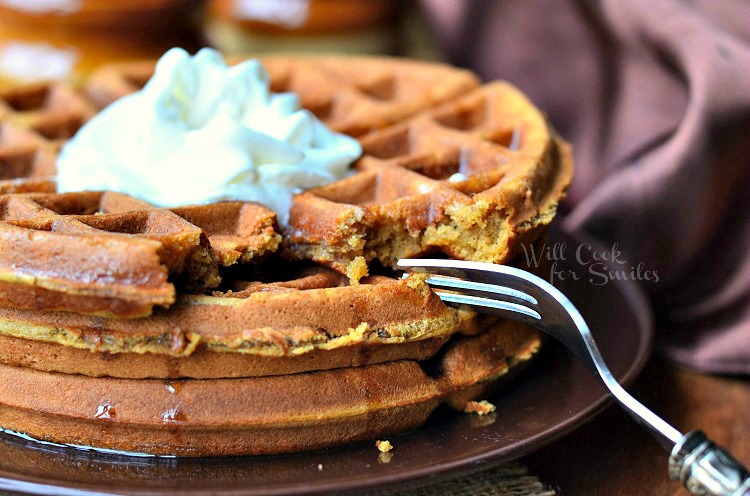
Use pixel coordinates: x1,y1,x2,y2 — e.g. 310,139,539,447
398,258,750,496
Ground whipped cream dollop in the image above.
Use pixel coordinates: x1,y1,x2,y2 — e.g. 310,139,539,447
57,47,361,223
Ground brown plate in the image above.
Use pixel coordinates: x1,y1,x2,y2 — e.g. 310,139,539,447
0,226,652,495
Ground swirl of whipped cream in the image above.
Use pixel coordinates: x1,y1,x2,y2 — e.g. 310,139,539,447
57,47,361,223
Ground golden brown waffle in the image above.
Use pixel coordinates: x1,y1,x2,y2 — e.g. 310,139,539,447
81,57,572,273
0,83,283,318
0,190,280,318
0,268,462,377
0,57,570,311
0,55,569,457
0,332,450,379
286,82,573,271
0,319,540,456
84,56,481,137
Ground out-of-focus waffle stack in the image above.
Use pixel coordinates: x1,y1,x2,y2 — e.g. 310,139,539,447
0,56,571,456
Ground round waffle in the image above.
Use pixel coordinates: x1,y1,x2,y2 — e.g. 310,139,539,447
0,56,572,311
0,332,450,379
0,267,470,379
80,56,573,273
0,319,540,456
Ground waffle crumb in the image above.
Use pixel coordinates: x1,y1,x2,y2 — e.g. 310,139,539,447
317,464,323,471
464,400,496,415
375,439,393,453
346,256,368,285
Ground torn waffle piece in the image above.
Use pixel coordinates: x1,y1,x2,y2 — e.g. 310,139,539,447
0,190,280,318
284,82,573,271
0,81,282,318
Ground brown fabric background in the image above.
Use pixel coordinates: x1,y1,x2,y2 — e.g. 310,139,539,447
420,0,750,374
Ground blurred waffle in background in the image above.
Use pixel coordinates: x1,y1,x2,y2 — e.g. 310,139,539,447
206,0,398,55
205,0,441,59
0,0,202,89
0,0,442,89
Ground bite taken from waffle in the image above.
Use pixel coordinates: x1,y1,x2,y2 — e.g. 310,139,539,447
0,49,572,456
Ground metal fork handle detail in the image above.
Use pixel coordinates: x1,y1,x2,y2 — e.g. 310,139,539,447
398,258,750,496
670,431,750,496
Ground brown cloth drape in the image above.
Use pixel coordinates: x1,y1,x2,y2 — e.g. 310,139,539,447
420,0,750,374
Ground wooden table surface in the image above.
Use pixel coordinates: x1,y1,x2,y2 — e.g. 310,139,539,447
525,357,750,495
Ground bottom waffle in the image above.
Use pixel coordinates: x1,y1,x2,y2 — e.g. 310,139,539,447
0,319,540,456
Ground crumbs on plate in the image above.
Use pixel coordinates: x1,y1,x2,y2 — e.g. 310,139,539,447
375,439,393,453
464,400,496,415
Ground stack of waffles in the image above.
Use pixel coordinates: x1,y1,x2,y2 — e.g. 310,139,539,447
0,56,572,456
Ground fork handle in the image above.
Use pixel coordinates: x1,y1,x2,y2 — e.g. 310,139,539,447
669,430,750,496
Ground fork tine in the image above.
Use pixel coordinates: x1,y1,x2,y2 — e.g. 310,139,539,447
421,274,538,305
399,258,551,324
398,258,547,300
433,290,542,320
398,258,530,280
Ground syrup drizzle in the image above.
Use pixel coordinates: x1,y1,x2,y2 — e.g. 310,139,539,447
94,403,116,419
161,408,187,423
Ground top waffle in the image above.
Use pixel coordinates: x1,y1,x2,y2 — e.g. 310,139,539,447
81,56,572,272
84,56,482,137
0,55,572,319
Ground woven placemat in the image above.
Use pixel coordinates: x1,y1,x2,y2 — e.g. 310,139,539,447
383,462,557,496
0,463,555,496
